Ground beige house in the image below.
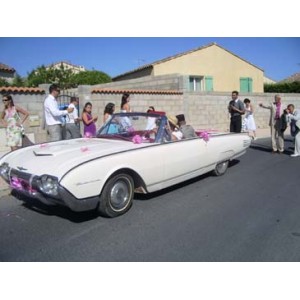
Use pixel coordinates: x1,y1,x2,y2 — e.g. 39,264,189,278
46,61,86,74
113,43,265,93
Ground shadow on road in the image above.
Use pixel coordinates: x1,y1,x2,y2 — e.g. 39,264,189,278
250,137,294,155
12,190,99,223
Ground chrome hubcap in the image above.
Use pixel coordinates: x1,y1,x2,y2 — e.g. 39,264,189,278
217,162,227,173
110,180,130,210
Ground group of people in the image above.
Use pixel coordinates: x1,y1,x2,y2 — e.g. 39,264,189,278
1,85,299,158
43,84,118,141
228,91,300,157
260,95,300,157
43,84,99,141
44,86,131,142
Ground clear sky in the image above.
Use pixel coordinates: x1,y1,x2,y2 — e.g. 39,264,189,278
1,37,299,82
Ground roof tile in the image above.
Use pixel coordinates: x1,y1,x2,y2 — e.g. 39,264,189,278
0,63,15,73
0,86,45,94
91,88,182,95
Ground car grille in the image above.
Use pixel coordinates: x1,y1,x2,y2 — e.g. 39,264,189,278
9,169,37,194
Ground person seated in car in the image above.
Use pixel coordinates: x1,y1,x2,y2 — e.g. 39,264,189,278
176,114,197,139
167,115,183,141
145,106,156,131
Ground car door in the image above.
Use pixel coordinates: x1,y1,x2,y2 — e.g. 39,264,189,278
159,137,214,187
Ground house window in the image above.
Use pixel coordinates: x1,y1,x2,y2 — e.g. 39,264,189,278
189,76,203,91
205,76,214,91
240,77,253,92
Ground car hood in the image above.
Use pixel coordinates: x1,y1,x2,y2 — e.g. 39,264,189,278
1,138,152,179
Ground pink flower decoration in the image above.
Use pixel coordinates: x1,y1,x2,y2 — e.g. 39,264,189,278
81,146,90,152
11,177,22,190
39,143,48,148
132,135,142,144
84,132,92,138
199,131,210,142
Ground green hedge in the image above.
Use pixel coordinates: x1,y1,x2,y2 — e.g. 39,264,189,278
264,81,300,93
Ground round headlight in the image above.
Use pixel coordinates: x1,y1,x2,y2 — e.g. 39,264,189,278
38,175,59,196
0,163,10,181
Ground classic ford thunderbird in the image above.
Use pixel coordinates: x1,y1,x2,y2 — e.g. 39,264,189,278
0,112,251,217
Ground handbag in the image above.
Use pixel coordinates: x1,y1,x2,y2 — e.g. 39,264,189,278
20,125,25,137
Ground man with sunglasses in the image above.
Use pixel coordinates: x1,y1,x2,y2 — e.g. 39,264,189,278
43,84,74,142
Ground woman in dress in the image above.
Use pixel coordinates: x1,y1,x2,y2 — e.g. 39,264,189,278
120,93,131,113
103,102,115,124
243,98,257,140
1,94,29,151
82,102,98,137
120,93,132,129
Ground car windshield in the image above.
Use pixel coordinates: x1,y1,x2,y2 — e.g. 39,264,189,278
97,112,167,143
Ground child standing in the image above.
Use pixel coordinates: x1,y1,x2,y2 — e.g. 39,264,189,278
82,102,98,137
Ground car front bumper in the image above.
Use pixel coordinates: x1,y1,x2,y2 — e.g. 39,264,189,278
1,167,99,212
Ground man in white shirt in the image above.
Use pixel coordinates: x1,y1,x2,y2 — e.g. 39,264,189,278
44,84,74,142
65,97,81,139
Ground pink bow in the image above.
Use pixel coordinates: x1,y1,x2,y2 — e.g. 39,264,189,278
199,131,210,142
132,135,142,144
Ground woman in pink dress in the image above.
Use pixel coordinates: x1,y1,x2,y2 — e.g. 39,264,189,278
82,102,98,137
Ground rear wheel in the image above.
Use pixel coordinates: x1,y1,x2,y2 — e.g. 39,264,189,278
98,173,134,218
213,161,229,176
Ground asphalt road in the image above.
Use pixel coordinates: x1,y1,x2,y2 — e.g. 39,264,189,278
1,137,300,262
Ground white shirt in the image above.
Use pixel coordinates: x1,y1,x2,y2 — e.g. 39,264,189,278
44,94,68,125
145,117,156,130
66,103,79,124
172,129,183,140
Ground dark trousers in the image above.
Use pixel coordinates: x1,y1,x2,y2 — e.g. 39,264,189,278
230,115,242,133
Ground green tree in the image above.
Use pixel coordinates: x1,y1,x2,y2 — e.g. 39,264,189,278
0,78,9,87
12,73,25,87
26,65,111,88
70,70,111,86
27,65,52,87
27,64,74,89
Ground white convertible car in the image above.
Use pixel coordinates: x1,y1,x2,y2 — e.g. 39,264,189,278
0,112,251,217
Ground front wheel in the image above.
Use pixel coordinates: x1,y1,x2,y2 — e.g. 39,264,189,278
212,161,229,176
98,173,134,218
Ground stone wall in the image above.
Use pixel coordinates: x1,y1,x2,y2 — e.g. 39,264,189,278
184,92,300,131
